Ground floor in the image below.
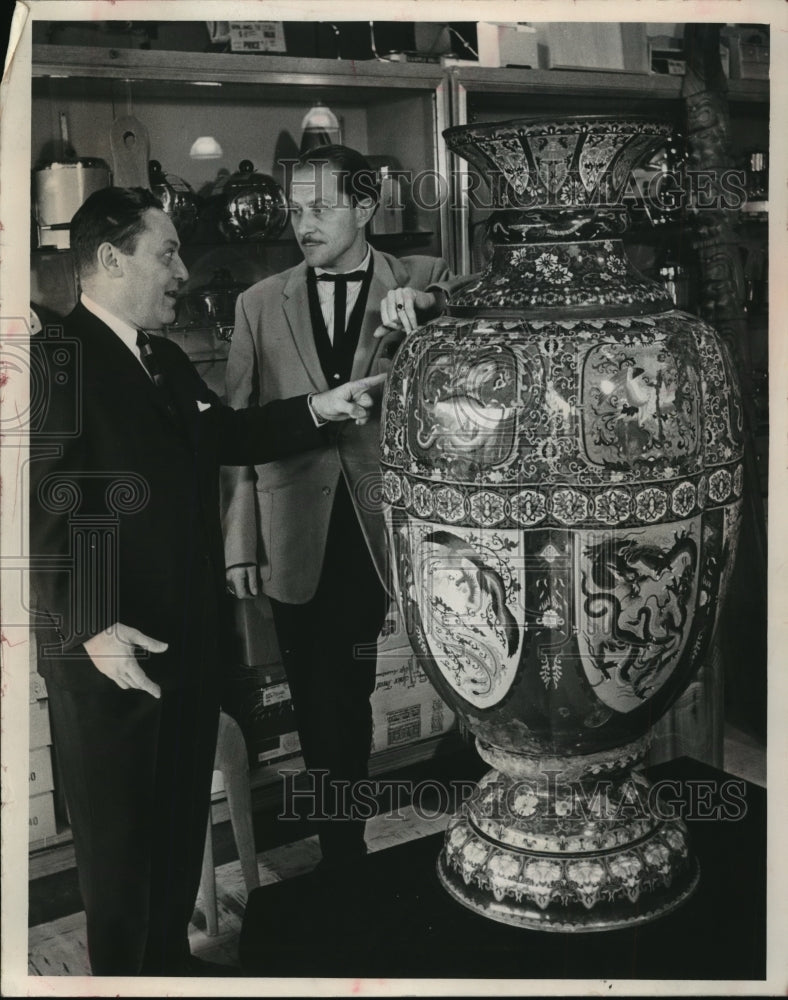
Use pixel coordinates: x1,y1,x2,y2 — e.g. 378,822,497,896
26,723,766,978
27,803,451,975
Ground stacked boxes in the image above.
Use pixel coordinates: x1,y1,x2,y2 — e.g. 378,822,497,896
29,630,57,845
223,595,455,770
371,607,456,755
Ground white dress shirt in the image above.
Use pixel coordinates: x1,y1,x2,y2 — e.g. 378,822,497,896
80,293,151,375
313,245,372,344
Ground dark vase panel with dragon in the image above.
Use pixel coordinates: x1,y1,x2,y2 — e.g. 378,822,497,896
388,504,733,756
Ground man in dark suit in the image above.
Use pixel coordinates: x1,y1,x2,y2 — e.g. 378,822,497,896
29,186,384,977
222,145,454,869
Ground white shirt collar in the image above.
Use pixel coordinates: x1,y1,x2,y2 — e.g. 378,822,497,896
80,293,144,363
314,244,372,278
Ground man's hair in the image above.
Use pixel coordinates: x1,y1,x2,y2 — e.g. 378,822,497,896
295,144,380,207
70,187,164,278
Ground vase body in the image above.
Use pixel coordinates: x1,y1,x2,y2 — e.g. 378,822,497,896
381,117,744,931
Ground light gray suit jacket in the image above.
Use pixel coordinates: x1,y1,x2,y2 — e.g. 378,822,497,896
221,247,452,604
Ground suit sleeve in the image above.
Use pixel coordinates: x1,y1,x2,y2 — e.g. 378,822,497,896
213,293,325,569
164,325,323,469
422,257,480,309
399,256,479,319
28,340,118,653
216,393,324,466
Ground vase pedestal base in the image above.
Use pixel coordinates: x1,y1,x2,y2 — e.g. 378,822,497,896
437,751,700,932
438,827,699,933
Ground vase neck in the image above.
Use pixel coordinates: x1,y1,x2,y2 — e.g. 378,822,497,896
449,238,673,318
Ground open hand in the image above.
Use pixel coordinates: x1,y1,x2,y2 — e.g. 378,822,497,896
83,623,166,698
312,373,387,425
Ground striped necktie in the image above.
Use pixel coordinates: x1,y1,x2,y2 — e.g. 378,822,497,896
136,329,164,385
136,330,177,420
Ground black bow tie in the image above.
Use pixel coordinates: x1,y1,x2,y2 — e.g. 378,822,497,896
315,269,368,283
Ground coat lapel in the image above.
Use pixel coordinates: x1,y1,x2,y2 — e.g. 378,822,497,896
350,248,399,381
282,263,330,393
74,304,187,433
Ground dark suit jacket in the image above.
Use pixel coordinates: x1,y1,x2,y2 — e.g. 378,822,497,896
29,303,324,691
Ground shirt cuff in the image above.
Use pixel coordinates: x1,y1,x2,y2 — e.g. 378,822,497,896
307,393,328,427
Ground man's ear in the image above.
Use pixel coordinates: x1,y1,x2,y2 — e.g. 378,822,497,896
355,197,378,230
96,242,123,277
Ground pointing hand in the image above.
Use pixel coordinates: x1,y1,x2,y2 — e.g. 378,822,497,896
311,373,387,425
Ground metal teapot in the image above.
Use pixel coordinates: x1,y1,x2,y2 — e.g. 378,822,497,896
217,160,289,242
149,160,200,241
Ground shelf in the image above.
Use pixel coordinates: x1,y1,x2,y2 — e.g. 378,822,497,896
32,45,446,99
33,46,767,104
449,64,769,103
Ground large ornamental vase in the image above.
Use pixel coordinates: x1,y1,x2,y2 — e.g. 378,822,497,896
381,117,744,931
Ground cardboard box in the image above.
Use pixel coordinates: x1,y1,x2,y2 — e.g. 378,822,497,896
29,791,57,843
225,603,455,767
370,651,456,754
545,23,649,73
649,36,730,78
29,698,52,749
477,22,650,73
476,22,541,69
29,746,55,795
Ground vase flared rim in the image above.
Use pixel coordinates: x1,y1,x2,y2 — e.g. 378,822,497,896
443,114,675,144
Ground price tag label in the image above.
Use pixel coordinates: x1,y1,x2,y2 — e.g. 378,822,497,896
229,22,286,53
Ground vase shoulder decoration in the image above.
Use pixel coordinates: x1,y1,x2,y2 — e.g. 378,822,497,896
381,116,744,931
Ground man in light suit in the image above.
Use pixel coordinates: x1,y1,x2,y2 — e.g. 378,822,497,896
222,145,453,868
29,186,384,976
